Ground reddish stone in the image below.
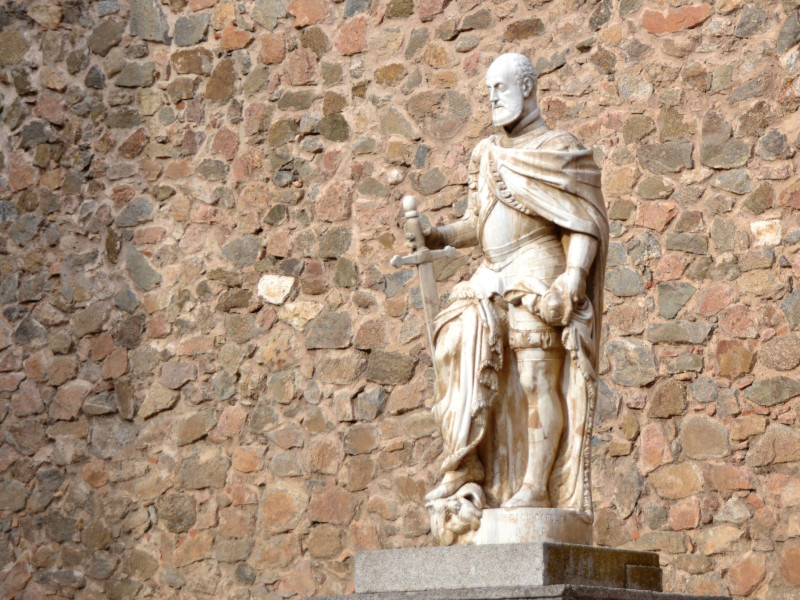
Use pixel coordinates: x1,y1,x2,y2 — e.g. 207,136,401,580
706,464,753,491
24,349,53,380
668,497,700,530
696,283,737,316
317,182,353,222
220,24,253,51
643,4,712,34
134,226,167,245
233,447,263,472
320,150,343,177
719,304,758,339
355,319,386,350
337,16,366,56
780,540,800,586
636,202,677,232
177,336,215,356
307,485,357,525
217,404,247,437
229,482,259,505
211,127,239,161
308,438,342,474
639,423,673,474
81,460,109,488
259,32,286,64
231,151,262,184
91,332,116,361
189,0,216,9
118,128,149,159
0,557,32,600
101,348,128,379
279,559,317,597
205,57,235,103
0,372,23,392
51,379,92,420
261,483,309,533
285,48,317,85
653,253,688,281
48,355,78,386
35,92,65,125
418,0,450,21
11,380,44,417
220,506,256,538
716,339,755,379
164,160,192,179
287,0,327,27
725,553,765,596
9,167,35,192
343,424,378,455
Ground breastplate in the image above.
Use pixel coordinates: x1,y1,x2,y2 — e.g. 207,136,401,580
481,199,558,264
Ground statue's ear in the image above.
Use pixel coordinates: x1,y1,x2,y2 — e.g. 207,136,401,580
522,76,534,98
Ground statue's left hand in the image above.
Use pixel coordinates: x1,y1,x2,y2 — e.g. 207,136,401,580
552,267,587,326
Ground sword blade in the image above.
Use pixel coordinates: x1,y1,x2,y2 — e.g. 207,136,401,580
416,260,440,365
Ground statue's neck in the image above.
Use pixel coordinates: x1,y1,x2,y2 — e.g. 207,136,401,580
504,107,545,138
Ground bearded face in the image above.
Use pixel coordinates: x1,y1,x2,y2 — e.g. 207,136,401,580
486,61,526,128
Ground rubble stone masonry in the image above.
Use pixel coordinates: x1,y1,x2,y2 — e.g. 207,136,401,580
1,0,800,598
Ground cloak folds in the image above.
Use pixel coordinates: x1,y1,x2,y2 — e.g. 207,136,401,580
431,129,609,521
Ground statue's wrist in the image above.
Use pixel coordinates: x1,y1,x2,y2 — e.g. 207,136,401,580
566,264,588,277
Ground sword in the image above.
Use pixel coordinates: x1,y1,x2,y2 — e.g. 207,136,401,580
390,196,458,365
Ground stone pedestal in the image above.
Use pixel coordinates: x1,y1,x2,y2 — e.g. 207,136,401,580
333,543,731,600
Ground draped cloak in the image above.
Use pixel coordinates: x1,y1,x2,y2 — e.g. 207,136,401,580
431,124,608,522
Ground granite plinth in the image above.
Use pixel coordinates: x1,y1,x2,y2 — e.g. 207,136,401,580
325,585,730,600
355,543,660,594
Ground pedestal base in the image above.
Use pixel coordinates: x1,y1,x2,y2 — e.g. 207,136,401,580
355,543,660,594
331,585,729,600
468,508,592,545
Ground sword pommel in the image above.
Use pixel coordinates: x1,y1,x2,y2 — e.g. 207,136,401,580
402,195,426,252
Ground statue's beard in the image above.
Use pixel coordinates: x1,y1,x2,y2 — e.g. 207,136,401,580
491,99,523,127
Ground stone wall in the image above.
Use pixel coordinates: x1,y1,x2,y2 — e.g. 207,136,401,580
1,0,800,598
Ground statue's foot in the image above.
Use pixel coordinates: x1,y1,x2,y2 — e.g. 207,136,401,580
424,469,473,502
501,485,550,508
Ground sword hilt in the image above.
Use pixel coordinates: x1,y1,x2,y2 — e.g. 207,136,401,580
403,195,427,252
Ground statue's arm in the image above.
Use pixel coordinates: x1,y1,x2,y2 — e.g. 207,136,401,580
435,213,479,248
566,232,598,276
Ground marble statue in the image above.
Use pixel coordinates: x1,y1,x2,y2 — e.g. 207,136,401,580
394,53,608,545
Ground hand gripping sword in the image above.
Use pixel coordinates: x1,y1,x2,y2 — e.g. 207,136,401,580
390,196,458,366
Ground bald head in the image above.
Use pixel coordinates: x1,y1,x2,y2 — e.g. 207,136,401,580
486,54,538,130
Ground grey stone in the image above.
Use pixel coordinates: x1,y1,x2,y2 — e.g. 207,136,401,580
605,267,644,297
607,339,656,387
778,11,800,54
174,14,209,47
344,0,370,17
216,538,253,562
222,235,261,267
619,0,643,18
319,114,350,142
606,243,627,267
665,233,708,255
743,377,800,407
782,288,800,329
358,177,390,197
89,19,125,56
667,353,703,374
20,121,50,149
380,108,418,140
728,72,769,104
252,0,286,29
160,362,197,390
0,480,28,512
115,286,140,313
126,245,161,291
365,351,416,385
648,378,686,418
116,62,156,87
115,198,153,227
319,227,352,258
198,158,229,182
355,543,660,594
645,321,712,344
636,142,693,173
129,0,170,43
178,455,230,489
710,218,734,252
657,283,696,319
759,333,800,371
355,386,386,420
626,232,661,265
414,168,447,196
710,170,752,195
680,417,730,459
98,0,120,16
13,314,47,347
84,392,118,416
534,49,568,75
305,311,353,349
90,416,138,459
757,130,793,160
156,493,196,533
734,5,768,38
85,66,106,89
9,214,41,245
622,115,655,144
